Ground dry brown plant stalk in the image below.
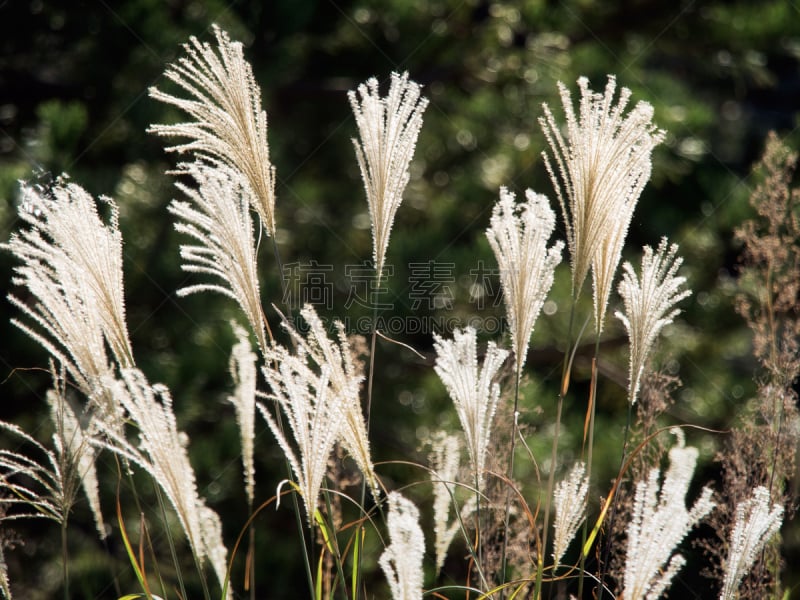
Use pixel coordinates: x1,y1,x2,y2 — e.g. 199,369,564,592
702,131,800,599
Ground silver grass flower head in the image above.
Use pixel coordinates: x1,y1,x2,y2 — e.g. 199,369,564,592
258,306,366,524
540,75,665,333
486,187,563,379
720,486,784,600
170,161,268,354
623,429,715,600
349,72,429,280
615,238,691,404
552,460,589,568
0,420,74,525
227,321,258,507
149,25,277,237
94,369,230,596
268,304,378,499
258,365,343,528
428,432,464,574
4,179,132,424
380,491,425,600
433,326,509,488
47,380,106,539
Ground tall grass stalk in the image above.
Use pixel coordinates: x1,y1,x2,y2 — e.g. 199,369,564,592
60,518,69,600
486,187,561,592
320,490,351,600
534,295,583,599
499,371,520,593
153,482,193,600
577,350,600,600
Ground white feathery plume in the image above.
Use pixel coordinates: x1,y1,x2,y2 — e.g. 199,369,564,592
486,187,563,378
615,238,691,404
0,420,74,526
170,161,268,354
47,375,106,539
199,504,228,598
540,75,665,333
4,179,132,423
267,305,377,499
552,460,589,569
149,25,277,237
349,72,428,279
227,322,258,507
428,433,460,572
623,429,715,600
428,432,466,574
379,492,425,600
719,486,784,600
433,327,509,488
258,361,344,528
93,369,230,596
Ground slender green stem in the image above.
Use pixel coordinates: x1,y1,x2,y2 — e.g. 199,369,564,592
152,483,191,600
117,455,167,598
536,298,578,599
535,393,564,600
577,336,601,600
474,469,483,583
443,481,489,590
272,235,288,311
322,489,350,600
365,300,379,432
272,431,315,600
116,454,166,595
248,506,256,600
534,298,577,598
356,288,381,600
597,399,634,599
499,366,521,595
61,518,69,600
296,498,316,600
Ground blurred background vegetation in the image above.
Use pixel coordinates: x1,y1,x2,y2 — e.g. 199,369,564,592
1,0,799,597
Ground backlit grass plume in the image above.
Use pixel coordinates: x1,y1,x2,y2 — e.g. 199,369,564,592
428,432,470,574
227,322,258,508
149,25,277,237
486,187,563,379
0,420,77,527
540,76,665,333
258,305,374,523
433,326,509,488
616,238,691,404
258,359,344,527
170,161,268,353
349,72,428,279
0,415,80,600
94,369,230,596
552,460,589,569
623,430,715,599
380,492,425,600
267,304,377,499
47,372,105,539
4,179,131,424
720,486,784,600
